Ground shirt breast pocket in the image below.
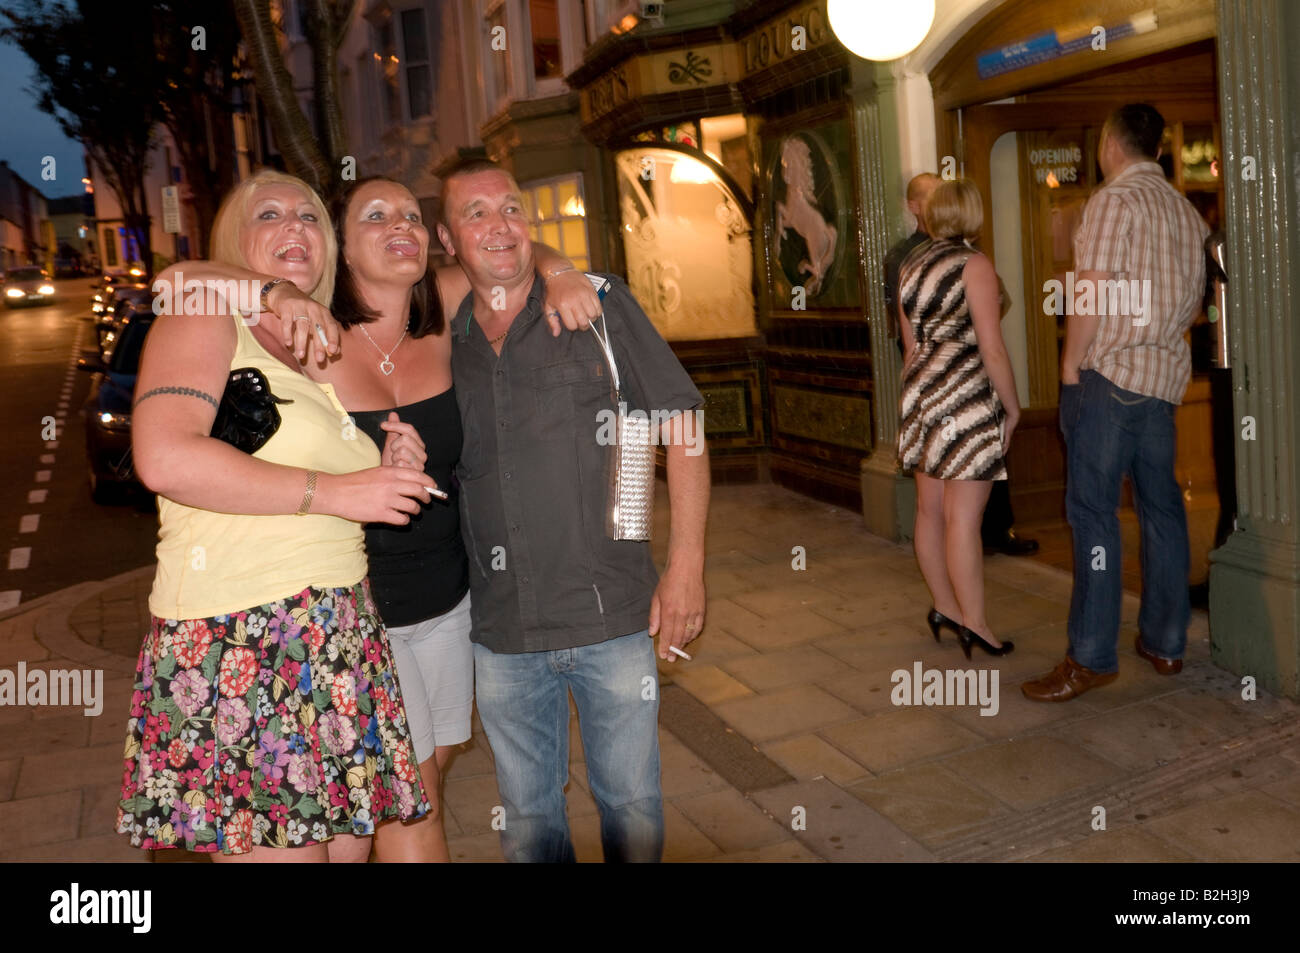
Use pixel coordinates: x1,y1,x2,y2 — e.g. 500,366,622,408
533,359,611,443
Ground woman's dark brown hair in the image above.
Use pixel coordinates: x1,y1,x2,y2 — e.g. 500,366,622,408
330,175,445,337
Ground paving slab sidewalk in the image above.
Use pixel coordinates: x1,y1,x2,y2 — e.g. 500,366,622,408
2,483,1298,862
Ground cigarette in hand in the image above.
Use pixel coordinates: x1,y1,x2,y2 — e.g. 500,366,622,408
424,485,450,500
316,326,329,350
667,645,691,661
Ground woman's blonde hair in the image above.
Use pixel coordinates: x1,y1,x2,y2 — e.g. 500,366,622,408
208,170,337,307
923,178,983,242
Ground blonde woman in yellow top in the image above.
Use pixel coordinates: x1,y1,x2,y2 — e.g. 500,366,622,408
116,171,436,862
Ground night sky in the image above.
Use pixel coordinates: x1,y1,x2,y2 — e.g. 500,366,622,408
0,34,88,198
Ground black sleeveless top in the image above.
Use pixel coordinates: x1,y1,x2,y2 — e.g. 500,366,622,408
351,387,469,627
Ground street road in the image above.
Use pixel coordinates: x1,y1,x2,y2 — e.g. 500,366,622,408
0,278,158,609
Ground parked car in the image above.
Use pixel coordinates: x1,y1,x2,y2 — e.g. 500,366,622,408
80,307,155,502
90,268,145,316
95,286,152,351
3,266,55,307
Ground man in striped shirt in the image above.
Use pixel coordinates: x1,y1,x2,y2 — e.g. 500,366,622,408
1024,103,1209,702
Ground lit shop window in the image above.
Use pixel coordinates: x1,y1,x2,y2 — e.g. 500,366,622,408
521,176,589,272
615,148,755,342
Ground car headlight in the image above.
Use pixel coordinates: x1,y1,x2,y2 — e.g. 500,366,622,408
93,293,103,301
98,411,132,431
5,288,24,298
128,268,143,276
38,285,54,295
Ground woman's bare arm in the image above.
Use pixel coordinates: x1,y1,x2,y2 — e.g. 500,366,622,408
965,253,1021,428
131,310,432,523
152,260,341,363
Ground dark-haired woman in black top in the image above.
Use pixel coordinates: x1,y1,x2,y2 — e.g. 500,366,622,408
169,176,602,861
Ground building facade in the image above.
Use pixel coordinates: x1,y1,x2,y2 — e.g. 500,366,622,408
275,0,1300,698
0,161,51,273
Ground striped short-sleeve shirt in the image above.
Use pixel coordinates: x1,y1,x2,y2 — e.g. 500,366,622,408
1073,161,1210,404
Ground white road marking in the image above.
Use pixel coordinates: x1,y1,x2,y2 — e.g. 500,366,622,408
27,490,46,504
8,548,31,570
39,454,54,464
44,441,58,450
35,471,51,483
19,514,38,533
0,591,19,612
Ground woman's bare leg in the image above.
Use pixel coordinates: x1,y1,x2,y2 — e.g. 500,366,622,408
914,473,961,620
371,753,447,862
212,842,329,863
942,479,1001,645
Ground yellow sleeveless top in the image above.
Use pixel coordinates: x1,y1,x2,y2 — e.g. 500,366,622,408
149,312,380,620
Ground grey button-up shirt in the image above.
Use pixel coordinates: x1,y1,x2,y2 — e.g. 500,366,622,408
450,272,703,654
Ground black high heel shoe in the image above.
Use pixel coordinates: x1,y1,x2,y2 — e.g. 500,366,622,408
957,625,1014,659
926,608,962,643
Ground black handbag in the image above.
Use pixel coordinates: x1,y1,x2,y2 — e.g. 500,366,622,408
210,367,293,455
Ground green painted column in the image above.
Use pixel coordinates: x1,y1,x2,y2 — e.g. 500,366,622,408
853,58,915,540
1208,0,1300,698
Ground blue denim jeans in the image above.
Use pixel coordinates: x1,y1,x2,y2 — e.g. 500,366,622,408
473,630,663,862
1060,370,1190,672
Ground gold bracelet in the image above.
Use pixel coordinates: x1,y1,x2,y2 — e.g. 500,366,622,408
296,470,318,515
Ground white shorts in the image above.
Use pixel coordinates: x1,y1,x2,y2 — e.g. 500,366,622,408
384,590,474,763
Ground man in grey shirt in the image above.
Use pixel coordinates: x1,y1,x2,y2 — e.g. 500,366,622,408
436,158,710,862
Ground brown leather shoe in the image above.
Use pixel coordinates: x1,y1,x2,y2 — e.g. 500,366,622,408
1135,635,1183,675
1021,657,1118,702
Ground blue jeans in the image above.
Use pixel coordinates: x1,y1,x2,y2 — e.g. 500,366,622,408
1060,370,1190,672
473,630,664,862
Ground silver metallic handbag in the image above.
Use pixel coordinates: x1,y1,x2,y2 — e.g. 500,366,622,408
586,275,656,541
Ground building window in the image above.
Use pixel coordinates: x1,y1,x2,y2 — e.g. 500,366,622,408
481,0,586,110
103,227,117,267
357,53,378,144
483,1,511,113
400,7,432,119
521,175,589,272
587,0,638,39
530,1,562,82
377,17,401,126
615,148,755,341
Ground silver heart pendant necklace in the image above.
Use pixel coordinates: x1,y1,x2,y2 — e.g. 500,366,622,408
358,324,408,377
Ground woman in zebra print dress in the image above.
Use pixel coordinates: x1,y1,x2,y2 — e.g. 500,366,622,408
896,178,1021,658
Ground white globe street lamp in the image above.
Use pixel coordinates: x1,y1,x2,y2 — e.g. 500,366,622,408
827,0,936,62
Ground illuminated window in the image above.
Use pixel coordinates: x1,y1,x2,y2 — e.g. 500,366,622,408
520,175,589,272
615,148,755,341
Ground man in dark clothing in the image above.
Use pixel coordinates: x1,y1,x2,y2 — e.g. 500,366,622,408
884,172,1038,556
437,158,709,862
882,173,939,349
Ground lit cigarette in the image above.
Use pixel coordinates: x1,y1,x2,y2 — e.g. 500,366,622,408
668,645,691,660
315,325,329,349
424,485,449,500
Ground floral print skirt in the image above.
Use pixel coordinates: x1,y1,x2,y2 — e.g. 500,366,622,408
115,578,429,855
